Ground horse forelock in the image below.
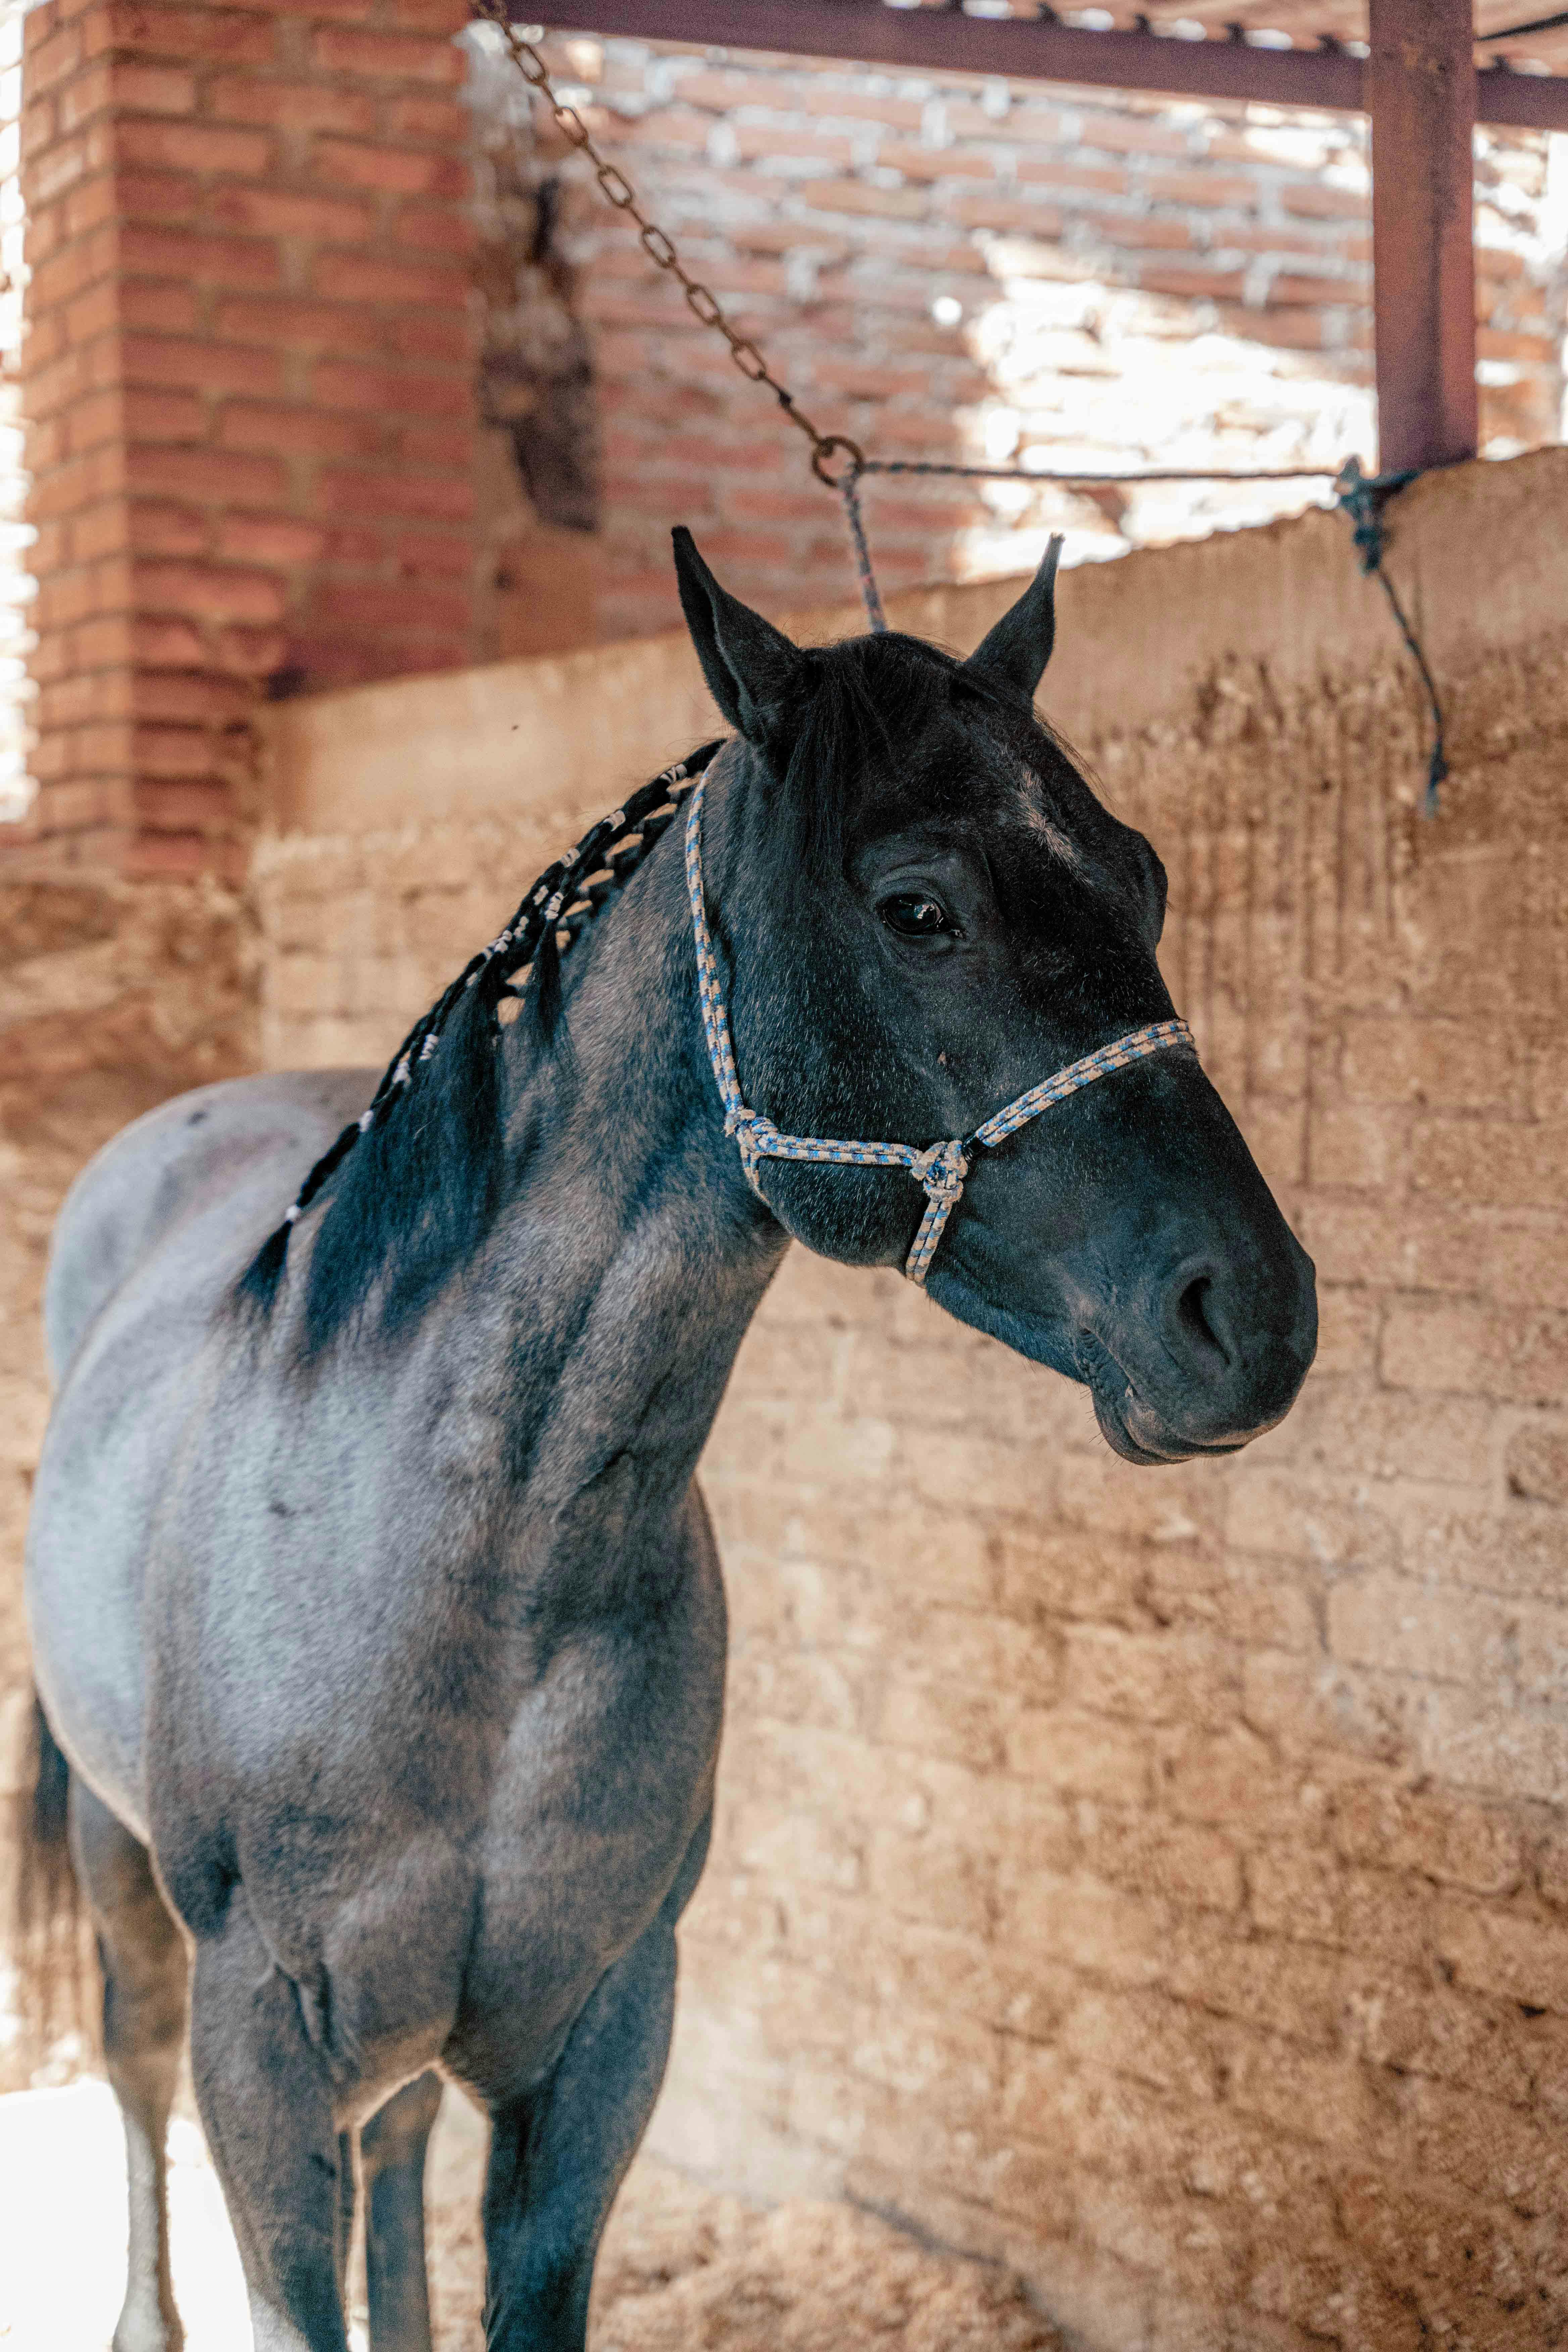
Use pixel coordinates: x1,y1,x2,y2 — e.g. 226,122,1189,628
768,629,1094,882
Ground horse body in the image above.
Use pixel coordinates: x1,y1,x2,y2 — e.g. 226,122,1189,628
22,539,1317,2352
31,829,751,2345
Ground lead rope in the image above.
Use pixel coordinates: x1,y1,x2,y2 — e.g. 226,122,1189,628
683,773,1193,1286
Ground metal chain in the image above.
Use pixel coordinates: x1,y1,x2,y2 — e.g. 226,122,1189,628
471,0,862,486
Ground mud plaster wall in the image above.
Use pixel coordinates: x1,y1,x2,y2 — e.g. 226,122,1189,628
8,451,1568,2345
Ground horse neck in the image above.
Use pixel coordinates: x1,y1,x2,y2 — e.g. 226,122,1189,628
468,778,789,1519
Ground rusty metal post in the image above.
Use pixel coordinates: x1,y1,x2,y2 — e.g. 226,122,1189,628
1368,0,1478,473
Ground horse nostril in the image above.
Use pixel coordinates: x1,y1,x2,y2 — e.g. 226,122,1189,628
1168,1263,1236,1376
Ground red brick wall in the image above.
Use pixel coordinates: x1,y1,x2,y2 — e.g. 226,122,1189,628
492,35,1566,642
16,0,479,882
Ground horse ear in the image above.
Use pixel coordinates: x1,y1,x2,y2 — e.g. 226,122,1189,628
672,526,804,748
963,534,1064,701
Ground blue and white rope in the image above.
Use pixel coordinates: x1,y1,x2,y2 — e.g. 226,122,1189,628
684,774,1193,1285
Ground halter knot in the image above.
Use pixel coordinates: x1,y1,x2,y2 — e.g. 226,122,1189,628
910,1137,968,1203
723,1105,773,1193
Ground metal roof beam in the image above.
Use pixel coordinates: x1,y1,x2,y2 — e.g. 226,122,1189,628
530,1,1568,132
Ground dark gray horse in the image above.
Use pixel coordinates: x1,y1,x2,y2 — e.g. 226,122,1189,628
22,533,1315,2352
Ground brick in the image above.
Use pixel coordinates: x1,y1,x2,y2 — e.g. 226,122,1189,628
219,401,382,458
1282,180,1367,220
116,166,197,222
123,386,204,441
1060,1986,1218,2103
1333,1782,1522,1895
1077,112,1191,158
208,187,373,242
1144,169,1259,210
1136,267,1247,302
313,137,466,199
129,446,287,505
799,180,929,222
876,1676,1005,1772
1270,270,1367,307
109,6,277,66
311,581,468,631
1161,1726,1306,1840
1079,1809,1242,1913
123,827,220,877
1344,1015,1518,1110
1415,1683,1568,1806
1004,1869,1172,1989
1413,1119,1568,1208
124,333,281,397
1382,1298,1568,1407
132,777,230,828
209,77,377,135
311,24,464,82
384,93,466,142
383,198,470,256
1327,1572,1513,1689
215,513,326,565
1094,216,1195,253
133,672,254,727
212,295,385,353
125,498,205,557
1506,1424,1568,1504
119,225,282,290
1063,1626,1232,1728
116,119,272,176
133,557,286,623
949,194,1067,237
116,279,197,335
311,360,467,419
109,60,194,114
785,1771,959,1908
309,250,468,304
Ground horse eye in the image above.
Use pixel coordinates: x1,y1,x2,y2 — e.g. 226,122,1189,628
880,892,953,939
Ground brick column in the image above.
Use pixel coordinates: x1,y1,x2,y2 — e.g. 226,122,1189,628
16,0,480,882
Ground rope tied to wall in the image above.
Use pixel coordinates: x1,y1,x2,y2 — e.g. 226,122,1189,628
834,452,1451,817
1333,457,1448,817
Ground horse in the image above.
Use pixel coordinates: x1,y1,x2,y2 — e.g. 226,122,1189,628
20,530,1316,2352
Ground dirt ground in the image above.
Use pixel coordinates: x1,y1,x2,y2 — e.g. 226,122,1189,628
422,2093,1064,2352
0,2079,1065,2351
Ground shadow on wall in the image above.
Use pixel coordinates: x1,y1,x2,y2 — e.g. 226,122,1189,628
466,25,602,664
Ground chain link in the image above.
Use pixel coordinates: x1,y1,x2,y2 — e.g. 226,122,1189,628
472,0,862,484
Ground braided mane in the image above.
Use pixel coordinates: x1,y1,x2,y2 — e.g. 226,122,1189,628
237,740,724,1350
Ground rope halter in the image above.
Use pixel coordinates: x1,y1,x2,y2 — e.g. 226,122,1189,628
683,773,1195,1286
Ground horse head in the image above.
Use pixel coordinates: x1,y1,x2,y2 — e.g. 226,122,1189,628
674,528,1317,1464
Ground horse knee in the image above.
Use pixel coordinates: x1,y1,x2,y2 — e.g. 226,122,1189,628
361,2071,443,2176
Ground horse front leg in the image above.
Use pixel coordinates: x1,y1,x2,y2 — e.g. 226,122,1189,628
360,2070,444,2352
186,1886,350,2352
479,1815,709,2352
481,1923,675,2352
